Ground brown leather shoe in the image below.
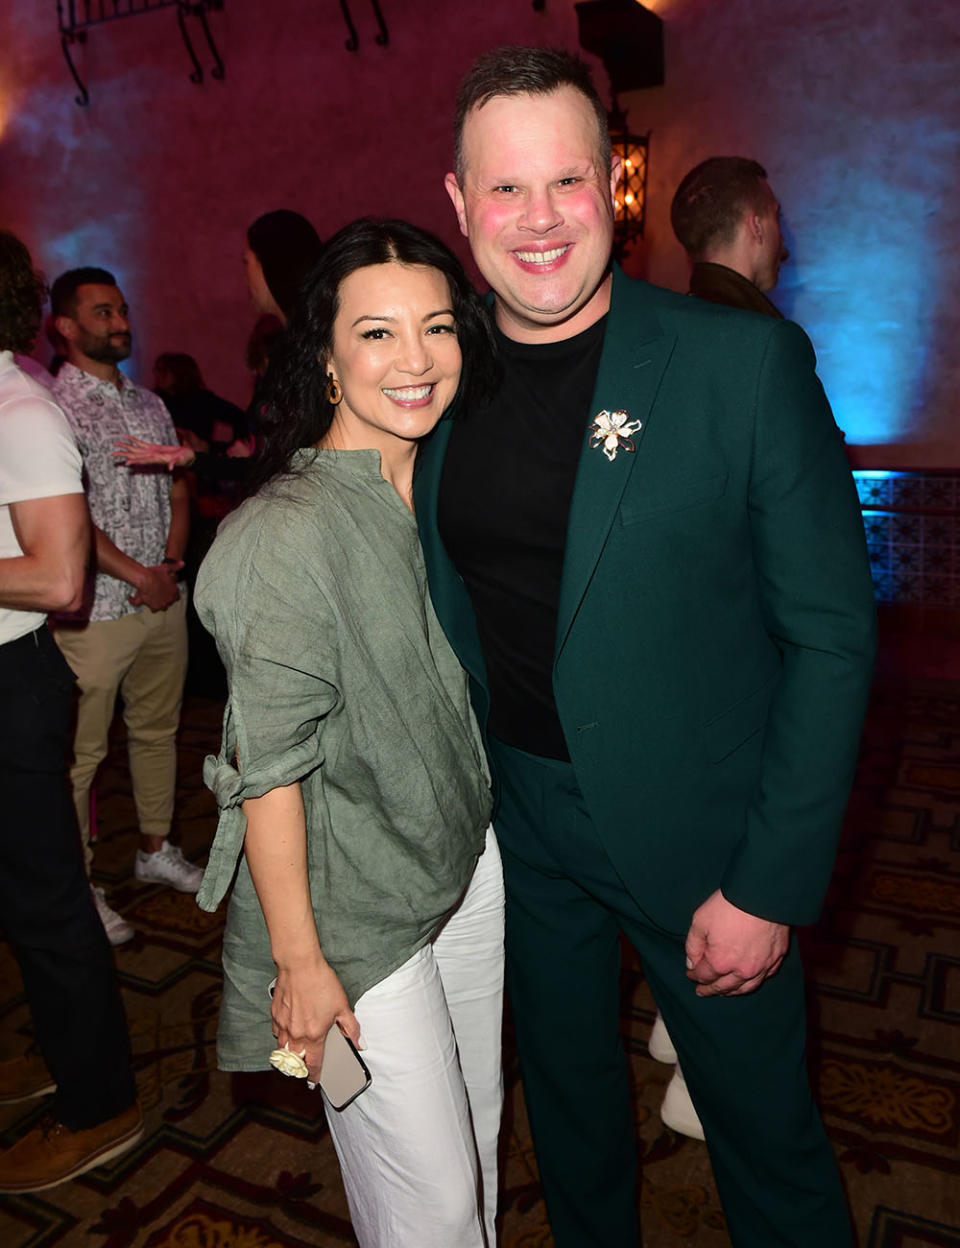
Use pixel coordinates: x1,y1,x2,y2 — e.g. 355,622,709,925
0,1052,57,1104
0,1102,143,1192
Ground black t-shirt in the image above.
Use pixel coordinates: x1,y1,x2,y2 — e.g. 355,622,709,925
438,316,607,760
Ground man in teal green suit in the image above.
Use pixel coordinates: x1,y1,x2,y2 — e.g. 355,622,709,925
414,47,876,1247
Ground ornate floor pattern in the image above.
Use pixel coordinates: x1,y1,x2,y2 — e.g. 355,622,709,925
2,670,959,1246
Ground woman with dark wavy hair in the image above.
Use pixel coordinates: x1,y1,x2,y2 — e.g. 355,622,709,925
194,219,502,1247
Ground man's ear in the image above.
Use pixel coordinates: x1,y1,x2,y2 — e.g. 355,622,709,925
54,315,76,342
746,210,765,244
444,172,469,238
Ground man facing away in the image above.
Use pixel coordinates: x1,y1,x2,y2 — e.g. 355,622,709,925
650,155,793,1140
414,46,876,1247
49,268,200,946
671,155,789,317
0,230,141,1193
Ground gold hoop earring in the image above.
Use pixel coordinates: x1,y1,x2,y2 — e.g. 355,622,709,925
326,375,343,405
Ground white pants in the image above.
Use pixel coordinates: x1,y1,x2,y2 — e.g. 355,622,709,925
325,827,505,1248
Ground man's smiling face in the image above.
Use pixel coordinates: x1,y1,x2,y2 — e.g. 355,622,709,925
66,284,132,366
445,86,620,344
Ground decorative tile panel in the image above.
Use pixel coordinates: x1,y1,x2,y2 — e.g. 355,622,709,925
854,472,960,607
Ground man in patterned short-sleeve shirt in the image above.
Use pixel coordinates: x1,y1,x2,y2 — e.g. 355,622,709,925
50,268,202,944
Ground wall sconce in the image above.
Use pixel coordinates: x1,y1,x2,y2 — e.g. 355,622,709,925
610,105,650,262
573,1,661,262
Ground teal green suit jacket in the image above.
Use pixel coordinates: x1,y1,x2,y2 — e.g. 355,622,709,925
415,267,876,933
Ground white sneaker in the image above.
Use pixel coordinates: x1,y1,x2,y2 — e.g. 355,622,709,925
660,1065,705,1140
648,1012,678,1064
90,885,134,947
134,841,203,894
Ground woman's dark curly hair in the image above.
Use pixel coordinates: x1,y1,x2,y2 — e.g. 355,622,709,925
249,217,497,494
0,231,47,354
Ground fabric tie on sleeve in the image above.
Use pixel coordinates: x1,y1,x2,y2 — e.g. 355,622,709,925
197,754,247,912
204,754,245,807
197,727,328,913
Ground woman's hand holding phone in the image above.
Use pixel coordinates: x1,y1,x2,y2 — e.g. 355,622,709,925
242,782,368,1103
271,955,360,1084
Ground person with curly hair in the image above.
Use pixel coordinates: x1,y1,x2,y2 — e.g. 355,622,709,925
195,218,504,1248
0,230,141,1194
0,234,46,353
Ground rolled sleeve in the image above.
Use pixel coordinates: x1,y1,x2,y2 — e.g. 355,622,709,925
195,519,340,911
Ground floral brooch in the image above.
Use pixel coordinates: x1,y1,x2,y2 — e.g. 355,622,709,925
270,1044,309,1079
589,409,642,462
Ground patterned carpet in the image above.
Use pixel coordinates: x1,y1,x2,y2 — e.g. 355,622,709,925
2,663,959,1247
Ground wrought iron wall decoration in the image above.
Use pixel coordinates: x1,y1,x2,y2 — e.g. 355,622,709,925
57,0,388,104
339,0,389,51
56,0,225,106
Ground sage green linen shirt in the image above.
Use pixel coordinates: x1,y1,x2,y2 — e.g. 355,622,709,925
195,448,492,1071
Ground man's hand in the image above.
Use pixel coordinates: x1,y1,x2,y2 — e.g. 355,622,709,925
685,889,789,997
113,436,196,471
129,562,182,611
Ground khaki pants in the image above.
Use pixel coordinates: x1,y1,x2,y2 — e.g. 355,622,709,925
55,594,188,873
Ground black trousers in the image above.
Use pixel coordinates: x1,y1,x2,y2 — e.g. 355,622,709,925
0,625,135,1130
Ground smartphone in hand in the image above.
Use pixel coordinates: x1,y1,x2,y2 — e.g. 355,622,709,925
318,1023,372,1111
268,977,372,1110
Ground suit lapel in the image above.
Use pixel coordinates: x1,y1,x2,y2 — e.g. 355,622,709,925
555,269,677,659
413,418,488,689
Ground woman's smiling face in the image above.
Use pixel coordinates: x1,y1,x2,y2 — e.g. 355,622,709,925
324,261,462,454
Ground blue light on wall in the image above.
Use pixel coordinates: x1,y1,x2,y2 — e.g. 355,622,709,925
779,207,934,447
773,100,955,453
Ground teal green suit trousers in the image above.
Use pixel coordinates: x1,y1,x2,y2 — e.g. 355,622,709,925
491,737,852,1248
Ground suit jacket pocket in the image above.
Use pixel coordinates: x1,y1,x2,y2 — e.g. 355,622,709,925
618,472,728,525
703,671,778,763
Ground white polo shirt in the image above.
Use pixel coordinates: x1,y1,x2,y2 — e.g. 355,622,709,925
0,350,84,645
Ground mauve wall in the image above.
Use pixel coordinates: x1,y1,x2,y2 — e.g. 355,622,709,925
622,0,960,469
1,0,957,466
0,0,578,404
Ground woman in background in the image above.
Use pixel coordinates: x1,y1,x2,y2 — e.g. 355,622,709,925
153,351,244,451
243,209,323,323
116,210,322,472
194,218,503,1248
